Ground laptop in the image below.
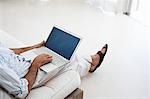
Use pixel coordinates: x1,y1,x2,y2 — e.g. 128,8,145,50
22,26,81,87
34,26,81,73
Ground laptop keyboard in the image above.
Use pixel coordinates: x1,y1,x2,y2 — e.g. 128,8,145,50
51,55,65,65
34,47,68,66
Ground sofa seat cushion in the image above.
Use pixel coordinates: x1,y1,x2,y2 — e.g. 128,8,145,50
26,86,55,99
45,70,81,99
0,88,14,99
27,70,81,99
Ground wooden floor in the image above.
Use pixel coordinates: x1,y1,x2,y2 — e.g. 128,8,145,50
65,88,83,99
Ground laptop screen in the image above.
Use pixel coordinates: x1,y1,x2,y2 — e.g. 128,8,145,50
45,27,80,60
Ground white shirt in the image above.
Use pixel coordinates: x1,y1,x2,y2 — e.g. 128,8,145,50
0,42,31,98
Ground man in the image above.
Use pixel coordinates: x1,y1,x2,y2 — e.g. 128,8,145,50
0,41,108,98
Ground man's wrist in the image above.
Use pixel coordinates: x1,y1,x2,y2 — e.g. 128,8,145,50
30,61,41,71
30,45,36,49
29,66,38,72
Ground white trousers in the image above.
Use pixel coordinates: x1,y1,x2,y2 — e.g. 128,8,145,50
62,55,92,78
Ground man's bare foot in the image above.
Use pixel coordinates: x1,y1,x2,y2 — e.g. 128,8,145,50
89,44,108,73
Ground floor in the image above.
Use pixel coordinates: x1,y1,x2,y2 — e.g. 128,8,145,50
0,0,150,99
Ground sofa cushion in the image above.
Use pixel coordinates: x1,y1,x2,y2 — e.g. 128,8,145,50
26,86,55,99
45,70,81,99
0,88,14,99
27,70,81,99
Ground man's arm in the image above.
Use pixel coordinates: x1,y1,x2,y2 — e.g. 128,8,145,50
10,41,45,54
25,54,52,92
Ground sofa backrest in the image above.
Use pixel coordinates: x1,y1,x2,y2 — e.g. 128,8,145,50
0,29,25,48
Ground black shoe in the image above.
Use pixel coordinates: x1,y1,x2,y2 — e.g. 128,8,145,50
89,44,108,73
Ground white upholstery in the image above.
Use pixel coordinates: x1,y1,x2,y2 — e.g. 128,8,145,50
0,87,13,99
0,29,81,99
27,70,81,99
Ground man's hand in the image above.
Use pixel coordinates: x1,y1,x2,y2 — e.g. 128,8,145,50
25,54,53,92
33,54,53,68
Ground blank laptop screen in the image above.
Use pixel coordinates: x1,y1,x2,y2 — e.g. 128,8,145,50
45,27,80,60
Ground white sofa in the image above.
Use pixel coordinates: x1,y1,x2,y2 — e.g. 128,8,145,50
0,29,81,99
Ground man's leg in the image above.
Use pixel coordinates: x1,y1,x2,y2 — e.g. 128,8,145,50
61,44,108,78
